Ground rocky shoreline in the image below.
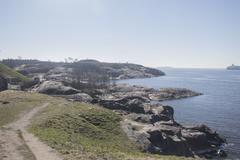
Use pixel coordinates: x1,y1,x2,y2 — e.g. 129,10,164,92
32,81,227,158
93,84,226,158
120,102,226,158
96,83,202,102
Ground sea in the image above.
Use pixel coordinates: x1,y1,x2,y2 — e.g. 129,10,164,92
119,68,240,159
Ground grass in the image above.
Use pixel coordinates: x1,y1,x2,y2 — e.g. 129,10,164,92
0,90,49,126
29,103,139,160
29,98,189,160
0,63,29,82
0,90,190,160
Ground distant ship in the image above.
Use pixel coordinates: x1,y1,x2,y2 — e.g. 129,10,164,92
227,64,240,70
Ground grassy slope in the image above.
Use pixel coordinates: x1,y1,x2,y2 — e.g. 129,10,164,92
0,63,29,82
0,91,49,126
0,91,189,160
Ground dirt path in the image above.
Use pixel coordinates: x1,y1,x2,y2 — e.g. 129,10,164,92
0,103,63,160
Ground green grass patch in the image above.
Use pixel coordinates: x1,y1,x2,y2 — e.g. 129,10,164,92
0,91,50,126
0,63,29,82
29,103,139,159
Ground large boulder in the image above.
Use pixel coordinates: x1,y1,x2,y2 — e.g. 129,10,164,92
126,103,178,124
121,119,193,156
147,129,193,156
126,113,161,124
182,125,226,152
36,81,80,95
98,96,149,113
62,93,93,103
120,120,152,151
149,88,202,101
147,104,174,121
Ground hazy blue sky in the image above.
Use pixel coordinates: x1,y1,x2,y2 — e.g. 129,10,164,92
0,0,240,68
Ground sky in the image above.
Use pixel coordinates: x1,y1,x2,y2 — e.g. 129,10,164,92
0,0,240,68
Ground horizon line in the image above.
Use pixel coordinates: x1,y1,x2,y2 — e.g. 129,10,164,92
0,57,234,69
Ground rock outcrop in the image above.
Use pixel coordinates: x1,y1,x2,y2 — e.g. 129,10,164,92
120,102,226,158
96,85,226,158
35,81,80,95
33,81,93,103
60,93,93,103
150,88,202,101
98,96,149,113
98,84,202,102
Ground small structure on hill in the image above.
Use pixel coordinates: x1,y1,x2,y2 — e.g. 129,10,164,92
0,75,8,91
0,75,23,91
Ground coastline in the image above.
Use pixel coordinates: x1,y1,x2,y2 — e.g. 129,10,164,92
91,83,226,158
115,69,240,158
1,60,230,158
31,73,228,158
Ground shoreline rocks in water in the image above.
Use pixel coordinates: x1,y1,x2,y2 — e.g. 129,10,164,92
119,101,225,158
95,84,226,158
97,83,202,102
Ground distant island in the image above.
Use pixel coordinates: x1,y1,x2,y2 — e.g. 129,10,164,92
227,64,240,70
157,66,174,70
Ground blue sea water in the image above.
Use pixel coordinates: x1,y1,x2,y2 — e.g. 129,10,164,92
119,68,240,159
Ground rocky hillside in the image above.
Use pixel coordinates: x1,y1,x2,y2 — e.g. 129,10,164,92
1,59,165,82
70,59,165,80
